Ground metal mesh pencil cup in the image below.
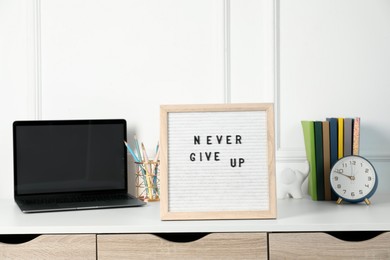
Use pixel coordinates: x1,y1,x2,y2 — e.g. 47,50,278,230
135,160,160,201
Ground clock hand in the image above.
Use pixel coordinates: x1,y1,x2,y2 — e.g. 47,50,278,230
350,162,356,180
351,162,355,177
334,171,354,180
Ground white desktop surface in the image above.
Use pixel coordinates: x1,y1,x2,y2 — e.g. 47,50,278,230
1,194,390,234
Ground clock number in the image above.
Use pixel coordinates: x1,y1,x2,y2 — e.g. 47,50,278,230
359,190,363,195
342,163,348,167
365,168,369,173
335,169,343,174
365,184,370,188
350,160,356,166
368,176,372,181
343,189,346,194
334,176,339,181
351,192,355,197
337,184,341,189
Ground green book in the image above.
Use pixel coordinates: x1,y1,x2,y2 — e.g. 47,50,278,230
301,121,317,201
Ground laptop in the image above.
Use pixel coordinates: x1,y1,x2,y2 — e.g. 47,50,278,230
13,119,145,213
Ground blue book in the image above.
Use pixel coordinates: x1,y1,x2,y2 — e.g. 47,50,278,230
327,118,338,168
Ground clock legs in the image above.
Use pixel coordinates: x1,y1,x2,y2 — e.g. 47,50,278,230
335,197,371,205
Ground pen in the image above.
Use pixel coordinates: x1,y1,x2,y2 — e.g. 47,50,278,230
124,141,139,162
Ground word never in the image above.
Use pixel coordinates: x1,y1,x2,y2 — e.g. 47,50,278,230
193,135,242,145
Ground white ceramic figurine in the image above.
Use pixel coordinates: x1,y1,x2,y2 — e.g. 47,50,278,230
277,161,309,199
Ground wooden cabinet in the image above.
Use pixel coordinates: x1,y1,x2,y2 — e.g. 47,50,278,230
269,232,390,259
3,232,390,259
0,234,96,260
97,232,267,260
3,199,390,259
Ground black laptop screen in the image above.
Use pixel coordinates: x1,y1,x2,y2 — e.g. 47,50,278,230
13,120,127,196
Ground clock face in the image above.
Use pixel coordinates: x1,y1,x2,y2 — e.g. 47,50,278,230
330,155,378,202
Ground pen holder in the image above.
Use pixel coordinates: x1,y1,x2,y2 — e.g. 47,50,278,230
135,160,160,202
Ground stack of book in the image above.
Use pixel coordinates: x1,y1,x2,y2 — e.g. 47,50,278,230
301,118,360,201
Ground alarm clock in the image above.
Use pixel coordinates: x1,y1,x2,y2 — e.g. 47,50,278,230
330,155,378,205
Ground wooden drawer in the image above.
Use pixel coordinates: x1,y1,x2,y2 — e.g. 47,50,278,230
0,234,96,260
97,232,267,260
269,232,390,259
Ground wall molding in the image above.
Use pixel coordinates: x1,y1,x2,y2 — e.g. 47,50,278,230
274,0,298,163
223,0,231,104
274,0,281,154
33,0,42,120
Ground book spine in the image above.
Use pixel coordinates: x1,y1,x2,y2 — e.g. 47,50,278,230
327,118,338,168
353,117,360,155
314,121,325,201
327,118,339,200
338,118,344,159
301,121,317,201
343,118,353,156
322,121,331,201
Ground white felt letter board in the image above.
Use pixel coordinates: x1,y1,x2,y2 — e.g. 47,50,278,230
160,103,276,220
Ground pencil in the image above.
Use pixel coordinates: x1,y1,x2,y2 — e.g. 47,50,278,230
124,141,139,162
134,135,142,162
152,144,160,196
141,143,153,198
133,135,149,195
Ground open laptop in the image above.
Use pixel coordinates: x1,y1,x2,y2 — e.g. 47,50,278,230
13,119,145,213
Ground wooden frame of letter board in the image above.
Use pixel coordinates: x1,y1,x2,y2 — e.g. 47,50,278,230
160,103,276,220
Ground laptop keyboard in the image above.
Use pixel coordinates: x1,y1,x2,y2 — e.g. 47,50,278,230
20,193,131,205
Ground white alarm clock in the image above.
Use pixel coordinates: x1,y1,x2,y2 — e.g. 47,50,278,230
330,155,378,205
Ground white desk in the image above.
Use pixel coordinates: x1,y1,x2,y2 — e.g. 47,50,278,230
1,193,390,234
1,195,390,259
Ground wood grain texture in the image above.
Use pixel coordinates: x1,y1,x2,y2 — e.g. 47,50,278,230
0,234,96,260
269,232,390,259
97,232,267,260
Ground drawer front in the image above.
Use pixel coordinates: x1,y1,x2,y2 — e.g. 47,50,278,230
98,232,267,260
0,234,96,260
269,232,390,259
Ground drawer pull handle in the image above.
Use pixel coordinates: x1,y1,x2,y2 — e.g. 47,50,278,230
152,233,209,243
0,234,40,244
327,231,384,242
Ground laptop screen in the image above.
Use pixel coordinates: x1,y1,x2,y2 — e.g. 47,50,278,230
13,119,128,196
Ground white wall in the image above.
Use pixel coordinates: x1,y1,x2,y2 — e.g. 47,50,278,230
0,1,36,198
276,0,390,193
0,0,273,198
2,0,389,199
